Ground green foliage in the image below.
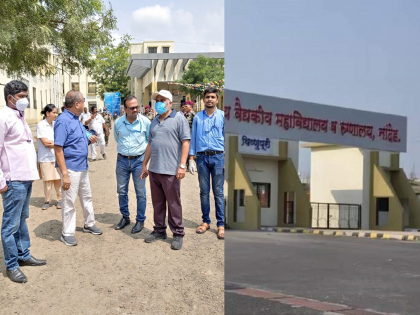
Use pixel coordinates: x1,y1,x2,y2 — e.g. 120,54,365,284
177,55,224,98
0,0,117,77
89,34,132,101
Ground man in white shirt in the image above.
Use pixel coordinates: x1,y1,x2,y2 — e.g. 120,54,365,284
79,107,88,123
83,105,109,161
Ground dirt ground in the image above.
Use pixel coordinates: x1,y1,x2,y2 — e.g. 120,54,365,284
0,133,224,315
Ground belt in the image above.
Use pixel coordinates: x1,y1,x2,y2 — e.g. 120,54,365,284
118,153,143,160
198,150,224,156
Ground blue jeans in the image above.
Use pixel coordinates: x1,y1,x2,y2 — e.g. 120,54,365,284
1,181,32,270
196,153,225,227
116,154,146,222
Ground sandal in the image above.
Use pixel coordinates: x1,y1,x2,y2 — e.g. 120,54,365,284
196,223,210,234
42,202,50,210
217,227,225,240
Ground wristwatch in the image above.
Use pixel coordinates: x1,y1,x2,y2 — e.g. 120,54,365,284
179,164,186,169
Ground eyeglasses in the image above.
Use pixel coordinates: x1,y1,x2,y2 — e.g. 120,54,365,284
127,106,139,110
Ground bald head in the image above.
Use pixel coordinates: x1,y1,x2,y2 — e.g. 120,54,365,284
65,90,83,108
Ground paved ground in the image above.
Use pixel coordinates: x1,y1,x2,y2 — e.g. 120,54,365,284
0,130,224,314
225,231,420,315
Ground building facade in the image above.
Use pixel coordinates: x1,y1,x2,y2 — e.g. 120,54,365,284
126,42,224,112
307,144,420,231
224,89,410,232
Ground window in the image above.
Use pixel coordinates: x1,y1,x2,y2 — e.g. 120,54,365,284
162,47,170,53
239,190,245,207
33,87,37,109
71,82,80,91
88,82,96,95
376,198,389,226
284,192,295,224
148,47,157,53
40,91,43,107
252,183,271,208
233,189,245,223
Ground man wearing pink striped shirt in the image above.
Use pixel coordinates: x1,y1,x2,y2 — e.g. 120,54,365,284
0,80,46,283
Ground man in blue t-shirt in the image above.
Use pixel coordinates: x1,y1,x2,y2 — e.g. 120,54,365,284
54,90,103,246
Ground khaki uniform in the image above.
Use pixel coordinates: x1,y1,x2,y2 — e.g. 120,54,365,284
142,111,155,122
184,111,195,130
103,112,112,144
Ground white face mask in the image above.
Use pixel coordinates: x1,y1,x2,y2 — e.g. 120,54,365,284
11,95,29,111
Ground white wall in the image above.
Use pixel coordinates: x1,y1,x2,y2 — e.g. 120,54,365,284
243,158,279,226
310,146,364,205
378,151,392,168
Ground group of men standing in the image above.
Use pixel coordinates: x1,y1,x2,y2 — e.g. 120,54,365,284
0,80,224,283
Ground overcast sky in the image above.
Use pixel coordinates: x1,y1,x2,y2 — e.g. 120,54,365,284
226,0,420,177
109,0,224,53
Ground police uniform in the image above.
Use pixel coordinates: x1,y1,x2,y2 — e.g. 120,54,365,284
184,111,195,130
102,112,112,145
184,110,195,169
142,111,155,122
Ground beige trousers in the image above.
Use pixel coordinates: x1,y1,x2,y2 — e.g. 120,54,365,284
43,180,62,203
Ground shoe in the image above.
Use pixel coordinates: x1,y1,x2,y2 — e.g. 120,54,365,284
102,153,107,160
145,231,167,243
61,234,77,246
6,268,27,283
83,224,103,235
131,221,144,234
18,256,46,267
56,201,62,209
105,143,108,146
42,202,50,210
91,159,96,162
171,236,183,250
115,217,130,230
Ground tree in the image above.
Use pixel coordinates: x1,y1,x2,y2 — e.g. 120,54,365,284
177,55,224,98
0,0,117,77
89,34,132,101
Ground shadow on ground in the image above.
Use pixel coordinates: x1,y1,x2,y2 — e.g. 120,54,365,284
33,219,62,242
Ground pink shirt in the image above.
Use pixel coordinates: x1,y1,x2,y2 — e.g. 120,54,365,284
0,106,39,189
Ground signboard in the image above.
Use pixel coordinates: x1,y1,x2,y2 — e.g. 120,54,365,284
225,89,407,152
104,92,121,115
238,135,276,155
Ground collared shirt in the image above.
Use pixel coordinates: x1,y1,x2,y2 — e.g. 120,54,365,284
54,109,89,172
114,114,150,156
149,110,191,176
37,119,56,163
0,106,39,189
83,113,105,135
189,108,224,156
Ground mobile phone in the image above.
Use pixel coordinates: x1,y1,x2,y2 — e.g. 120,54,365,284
141,172,148,179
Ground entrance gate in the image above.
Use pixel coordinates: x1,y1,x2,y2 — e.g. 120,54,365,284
311,202,361,230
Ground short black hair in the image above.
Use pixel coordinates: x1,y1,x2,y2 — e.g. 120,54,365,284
204,87,219,98
64,90,82,108
90,104,97,112
123,95,137,107
41,104,56,118
4,80,28,103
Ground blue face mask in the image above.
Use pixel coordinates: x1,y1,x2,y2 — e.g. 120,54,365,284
155,101,168,115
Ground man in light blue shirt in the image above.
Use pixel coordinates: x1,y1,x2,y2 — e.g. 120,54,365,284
113,95,151,233
188,87,225,240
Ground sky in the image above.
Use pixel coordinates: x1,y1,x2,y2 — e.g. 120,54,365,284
108,0,224,53
225,0,420,178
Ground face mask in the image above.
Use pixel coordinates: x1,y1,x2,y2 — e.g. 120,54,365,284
155,101,168,115
11,96,29,111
